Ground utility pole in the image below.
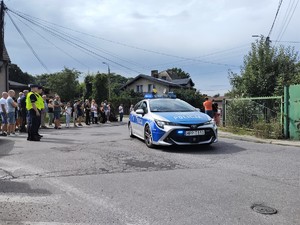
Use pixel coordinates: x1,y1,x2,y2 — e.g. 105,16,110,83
0,0,5,61
103,62,111,100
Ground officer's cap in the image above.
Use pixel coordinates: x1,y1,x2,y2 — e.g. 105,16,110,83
38,85,43,89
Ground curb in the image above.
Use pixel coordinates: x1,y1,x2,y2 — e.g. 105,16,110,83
219,131,300,147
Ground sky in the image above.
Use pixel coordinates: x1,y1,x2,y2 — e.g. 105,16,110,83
3,0,300,96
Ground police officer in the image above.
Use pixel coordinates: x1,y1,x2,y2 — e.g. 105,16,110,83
26,84,41,141
35,85,44,135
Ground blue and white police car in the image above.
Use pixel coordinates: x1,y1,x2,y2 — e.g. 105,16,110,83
128,94,218,148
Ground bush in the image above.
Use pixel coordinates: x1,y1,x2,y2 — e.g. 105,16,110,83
253,119,283,139
226,99,257,128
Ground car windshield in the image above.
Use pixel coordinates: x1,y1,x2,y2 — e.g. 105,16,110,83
149,99,196,112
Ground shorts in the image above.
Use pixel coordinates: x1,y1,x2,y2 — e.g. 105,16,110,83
205,110,214,118
54,111,61,120
77,110,83,117
7,112,16,124
0,112,8,124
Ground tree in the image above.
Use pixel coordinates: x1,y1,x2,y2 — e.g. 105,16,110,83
9,64,36,84
84,74,94,100
109,73,132,98
46,67,81,101
167,67,190,79
93,73,108,103
228,36,299,97
173,88,204,110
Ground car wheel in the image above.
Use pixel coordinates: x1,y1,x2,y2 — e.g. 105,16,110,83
128,122,134,138
144,124,154,148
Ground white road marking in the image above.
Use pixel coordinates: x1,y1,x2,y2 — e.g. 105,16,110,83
0,159,149,225
1,221,91,225
0,193,61,204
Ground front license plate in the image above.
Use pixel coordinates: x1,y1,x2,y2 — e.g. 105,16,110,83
185,130,205,136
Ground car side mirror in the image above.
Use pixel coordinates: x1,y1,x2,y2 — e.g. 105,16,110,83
136,109,144,115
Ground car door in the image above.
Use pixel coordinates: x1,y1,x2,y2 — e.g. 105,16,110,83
130,101,142,136
135,101,149,138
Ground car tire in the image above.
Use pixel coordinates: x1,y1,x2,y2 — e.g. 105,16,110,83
144,124,154,148
128,122,134,138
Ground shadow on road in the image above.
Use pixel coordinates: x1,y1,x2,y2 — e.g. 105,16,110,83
0,138,14,158
157,141,246,155
0,180,51,195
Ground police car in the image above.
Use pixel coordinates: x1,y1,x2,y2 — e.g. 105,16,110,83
128,93,218,148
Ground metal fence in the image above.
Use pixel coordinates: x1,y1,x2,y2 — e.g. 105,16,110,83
223,96,283,129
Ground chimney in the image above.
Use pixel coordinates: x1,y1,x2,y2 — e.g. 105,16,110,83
151,70,159,78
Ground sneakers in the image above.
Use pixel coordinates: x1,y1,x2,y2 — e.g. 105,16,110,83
0,132,7,136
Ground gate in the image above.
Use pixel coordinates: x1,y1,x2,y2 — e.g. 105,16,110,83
284,85,300,140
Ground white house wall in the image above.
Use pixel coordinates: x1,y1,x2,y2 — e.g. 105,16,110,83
0,64,8,93
126,78,172,94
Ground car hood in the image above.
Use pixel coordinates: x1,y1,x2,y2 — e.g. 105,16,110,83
153,111,211,124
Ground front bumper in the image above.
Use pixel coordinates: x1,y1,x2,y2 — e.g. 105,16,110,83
152,124,218,146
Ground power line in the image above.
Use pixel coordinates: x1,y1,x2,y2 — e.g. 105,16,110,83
268,0,284,37
6,11,50,73
8,8,143,74
8,8,239,69
277,0,299,42
275,0,299,44
10,12,91,71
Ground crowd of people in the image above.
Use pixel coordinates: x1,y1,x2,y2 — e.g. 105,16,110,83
0,85,126,141
203,97,221,125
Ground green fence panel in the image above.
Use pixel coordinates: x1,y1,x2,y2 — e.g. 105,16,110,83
288,85,300,140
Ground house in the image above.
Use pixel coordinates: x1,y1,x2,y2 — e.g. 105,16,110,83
8,80,29,93
0,45,10,93
121,70,195,94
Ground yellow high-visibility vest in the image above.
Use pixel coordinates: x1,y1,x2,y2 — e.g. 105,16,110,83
26,92,35,110
34,93,44,110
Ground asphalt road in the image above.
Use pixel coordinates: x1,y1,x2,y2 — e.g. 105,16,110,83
0,123,299,225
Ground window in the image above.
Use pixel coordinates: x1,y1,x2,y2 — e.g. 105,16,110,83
136,85,143,93
148,84,156,92
148,84,153,92
139,101,148,114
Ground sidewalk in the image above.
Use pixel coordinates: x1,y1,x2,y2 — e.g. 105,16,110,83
219,130,300,147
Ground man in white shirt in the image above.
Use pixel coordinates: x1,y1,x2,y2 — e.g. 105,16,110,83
6,90,18,135
0,92,8,136
118,104,124,122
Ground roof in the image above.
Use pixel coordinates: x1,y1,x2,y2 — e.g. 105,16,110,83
121,74,182,90
8,80,28,88
2,44,11,62
172,78,194,86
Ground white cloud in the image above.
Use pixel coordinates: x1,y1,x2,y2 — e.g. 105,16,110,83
4,0,300,95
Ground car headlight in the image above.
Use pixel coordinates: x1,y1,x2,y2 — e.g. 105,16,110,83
204,119,215,125
155,120,179,129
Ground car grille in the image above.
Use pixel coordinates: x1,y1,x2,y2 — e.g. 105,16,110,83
164,128,215,144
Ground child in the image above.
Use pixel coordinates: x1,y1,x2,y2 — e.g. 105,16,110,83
65,102,72,128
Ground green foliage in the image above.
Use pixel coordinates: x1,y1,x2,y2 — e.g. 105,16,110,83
167,67,190,79
226,99,257,128
253,119,283,139
9,64,36,84
173,89,204,110
110,73,132,98
228,36,299,97
93,73,108,102
84,74,94,100
109,89,143,115
37,67,81,101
